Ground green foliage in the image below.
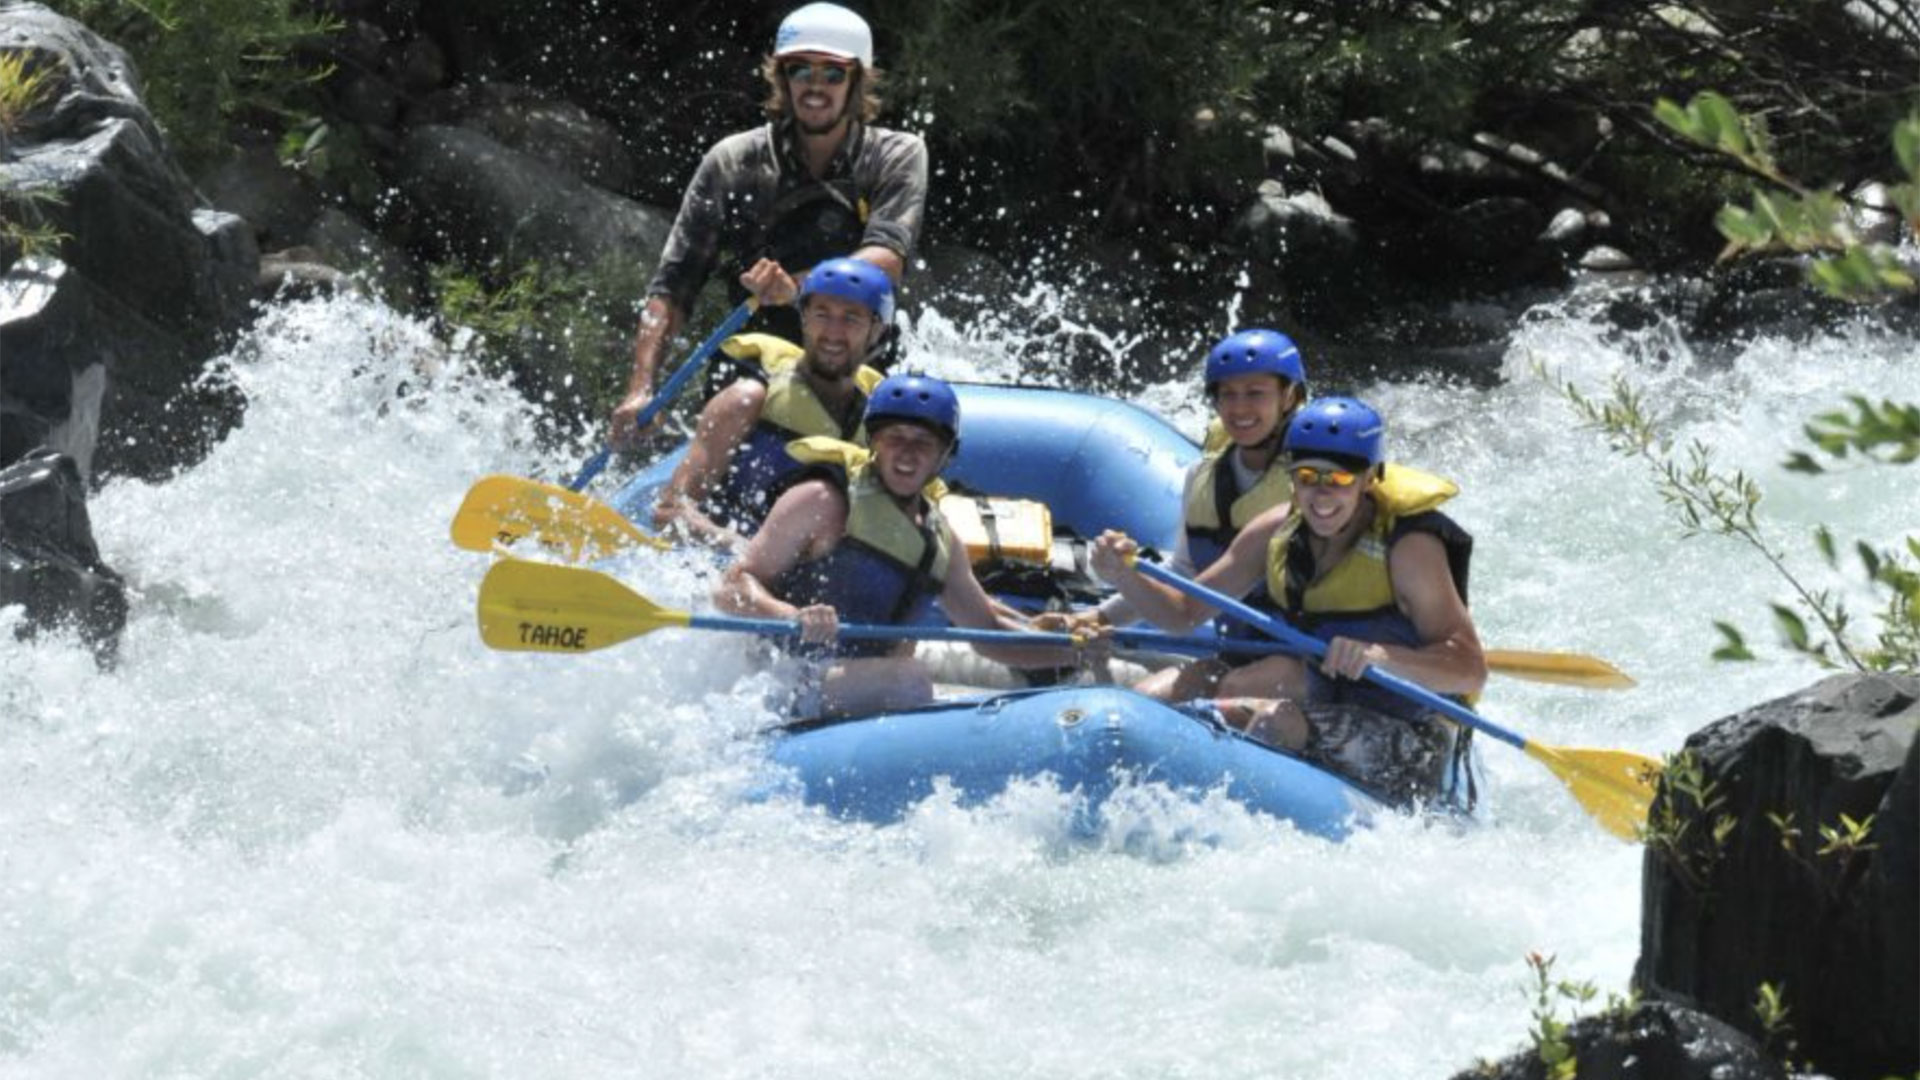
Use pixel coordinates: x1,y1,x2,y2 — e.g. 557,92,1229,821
1656,93,1920,300
1525,951,1592,1080
888,0,1273,228
1518,952,1641,1079
277,115,380,213
1654,93,1779,178
1548,367,1920,673
1817,812,1880,859
1642,749,1736,893
0,47,58,135
0,185,68,264
428,256,652,423
1753,981,1799,1067
43,0,339,172
1,51,69,264
1786,397,1920,471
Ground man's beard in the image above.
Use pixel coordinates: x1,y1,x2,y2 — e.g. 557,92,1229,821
796,104,848,136
787,85,851,136
805,348,857,380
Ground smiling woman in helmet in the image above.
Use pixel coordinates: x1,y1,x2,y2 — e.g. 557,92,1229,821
612,3,929,447
1037,328,1308,698
715,374,1077,718
1087,397,1488,807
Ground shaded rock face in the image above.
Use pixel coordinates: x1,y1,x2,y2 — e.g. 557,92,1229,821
1452,1001,1788,1080
1636,673,1919,1080
412,81,639,196
393,123,670,272
0,2,259,482
0,448,126,662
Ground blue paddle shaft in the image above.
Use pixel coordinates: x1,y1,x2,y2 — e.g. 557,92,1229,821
678,610,1301,659
568,300,758,492
1133,559,1528,750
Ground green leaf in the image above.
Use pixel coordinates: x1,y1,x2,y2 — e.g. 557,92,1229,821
1781,450,1825,474
1771,604,1812,651
1808,260,1850,299
1716,204,1772,249
1753,192,1790,237
1815,526,1837,567
1700,92,1747,157
1895,113,1920,179
1857,542,1883,580
1712,621,1756,662
1654,97,1692,139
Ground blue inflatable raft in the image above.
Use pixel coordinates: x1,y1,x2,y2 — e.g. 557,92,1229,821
765,685,1384,839
607,382,1200,553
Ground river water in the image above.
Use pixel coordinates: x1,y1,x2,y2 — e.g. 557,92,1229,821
3,288,1915,1077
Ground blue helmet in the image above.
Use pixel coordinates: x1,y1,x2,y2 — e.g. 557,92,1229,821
864,373,961,446
1204,329,1305,391
800,257,895,327
1283,397,1384,469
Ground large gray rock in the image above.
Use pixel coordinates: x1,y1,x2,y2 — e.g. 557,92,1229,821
0,448,126,662
0,2,258,482
393,123,669,271
412,82,638,195
198,145,325,251
1636,673,1918,1080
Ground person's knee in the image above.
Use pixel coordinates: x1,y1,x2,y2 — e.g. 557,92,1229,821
1244,701,1308,750
1217,655,1303,699
822,658,932,715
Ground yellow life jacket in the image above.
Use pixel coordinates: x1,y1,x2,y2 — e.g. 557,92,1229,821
1184,448,1294,533
1201,416,1231,454
1263,463,1462,620
784,436,950,504
720,333,882,440
772,442,954,654
1261,465,1478,717
841,464,954,591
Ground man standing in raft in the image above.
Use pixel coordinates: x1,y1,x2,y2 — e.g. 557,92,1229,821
650,258,892,548
1038,328,1308,700
1089,397,1487,806
715,374,1076,718
611,2,928,445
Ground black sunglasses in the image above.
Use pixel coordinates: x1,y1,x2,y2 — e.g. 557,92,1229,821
783,61,851,86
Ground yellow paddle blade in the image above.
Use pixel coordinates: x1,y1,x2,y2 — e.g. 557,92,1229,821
1524,741,1663,842
450,474,671,559
476,558,689,653
1486,649,1637,689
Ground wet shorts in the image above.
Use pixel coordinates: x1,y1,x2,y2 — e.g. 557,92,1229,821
1296,703,1454,808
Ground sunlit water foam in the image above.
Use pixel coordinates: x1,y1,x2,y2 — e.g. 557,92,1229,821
2,291,1915,1077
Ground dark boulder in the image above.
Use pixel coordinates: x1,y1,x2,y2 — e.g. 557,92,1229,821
0,448,126,662
411,82,638,195
392,123,669,271
197,145,326,251
1636,673,1918,1080
0,2,258,482
1453,1000,1792,1080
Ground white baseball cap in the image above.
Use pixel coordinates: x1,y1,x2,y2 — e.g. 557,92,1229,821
774,3,873,67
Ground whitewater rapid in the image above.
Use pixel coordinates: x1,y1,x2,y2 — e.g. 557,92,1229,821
3,290,1914,1077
